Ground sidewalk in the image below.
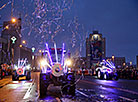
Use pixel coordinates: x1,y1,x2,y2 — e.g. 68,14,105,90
0,75,12,88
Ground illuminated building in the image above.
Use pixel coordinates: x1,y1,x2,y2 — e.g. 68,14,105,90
86,30,106,68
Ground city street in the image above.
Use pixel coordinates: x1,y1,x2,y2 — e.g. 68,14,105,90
0,75,37,102
0,0,138,102
0,72,138,102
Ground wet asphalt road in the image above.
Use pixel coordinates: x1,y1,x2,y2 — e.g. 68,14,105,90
0,72,138,102
76,76,138,102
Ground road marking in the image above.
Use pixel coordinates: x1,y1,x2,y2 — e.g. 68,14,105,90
23,80,34,99
80,80,138,102
119,96,137,102
77,88,137,102
81,80,138,95
76,89,89,98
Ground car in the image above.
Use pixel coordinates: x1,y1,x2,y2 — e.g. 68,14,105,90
96,59,118,80
39,43,76,97
12,58,31,81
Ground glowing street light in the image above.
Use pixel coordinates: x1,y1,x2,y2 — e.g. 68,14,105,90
11,18,16,23
39,50,42,53
5,25,9,29
112,55,115,62
123,63,126,66
19,45,23,48
11,36,17,44
112,55,115,59
22,40,26,44
32,47,35,53
130,61,132,66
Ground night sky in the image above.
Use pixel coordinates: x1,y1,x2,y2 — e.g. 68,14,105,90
0,0,138,64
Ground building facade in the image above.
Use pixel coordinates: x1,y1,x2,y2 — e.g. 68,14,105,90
1,18,22,64
86,30,106,68
1,18,33,66
19,46,33,65
0,37,9,64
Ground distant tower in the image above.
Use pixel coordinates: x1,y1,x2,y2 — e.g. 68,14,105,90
86,30,106,68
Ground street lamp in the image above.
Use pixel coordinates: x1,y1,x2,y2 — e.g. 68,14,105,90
130,61,132,66
22,40,26,44
2,17,17,70
112,55,115,62
5,25,9,29
39,50,42,53
10,36,17,68
31,47,35,70
19,45,22,48
11,18,16,23
123,63,126,68
32,47,35,53
11,36,17,44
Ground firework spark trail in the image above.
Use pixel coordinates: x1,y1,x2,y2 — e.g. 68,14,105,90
1,0,86,57
0,1,11,10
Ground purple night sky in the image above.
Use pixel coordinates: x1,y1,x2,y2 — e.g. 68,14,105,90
0,0,138,64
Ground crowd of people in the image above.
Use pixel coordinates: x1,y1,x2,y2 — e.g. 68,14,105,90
116,68,138,80
75,67,138,80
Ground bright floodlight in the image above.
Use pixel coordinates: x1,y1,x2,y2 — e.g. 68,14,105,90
40,60,47,66
26,65,30,70
14,65,18,70
66,60,72,66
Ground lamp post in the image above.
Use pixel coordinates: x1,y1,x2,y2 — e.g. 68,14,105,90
1,17,18,70
31,47,35,70
5,25,9,29
123,63,126,68
32,47,35,53
22,40,26,44
39,50,42,53
10,18,17,68
11,18,16,23
130,61,132,66
11,36,17,67
11,36,17,44
112,55,115,62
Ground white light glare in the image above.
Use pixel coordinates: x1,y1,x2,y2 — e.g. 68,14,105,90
14,65,18,70
40,60,47,66
65,60,72,66
26,65,30,70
